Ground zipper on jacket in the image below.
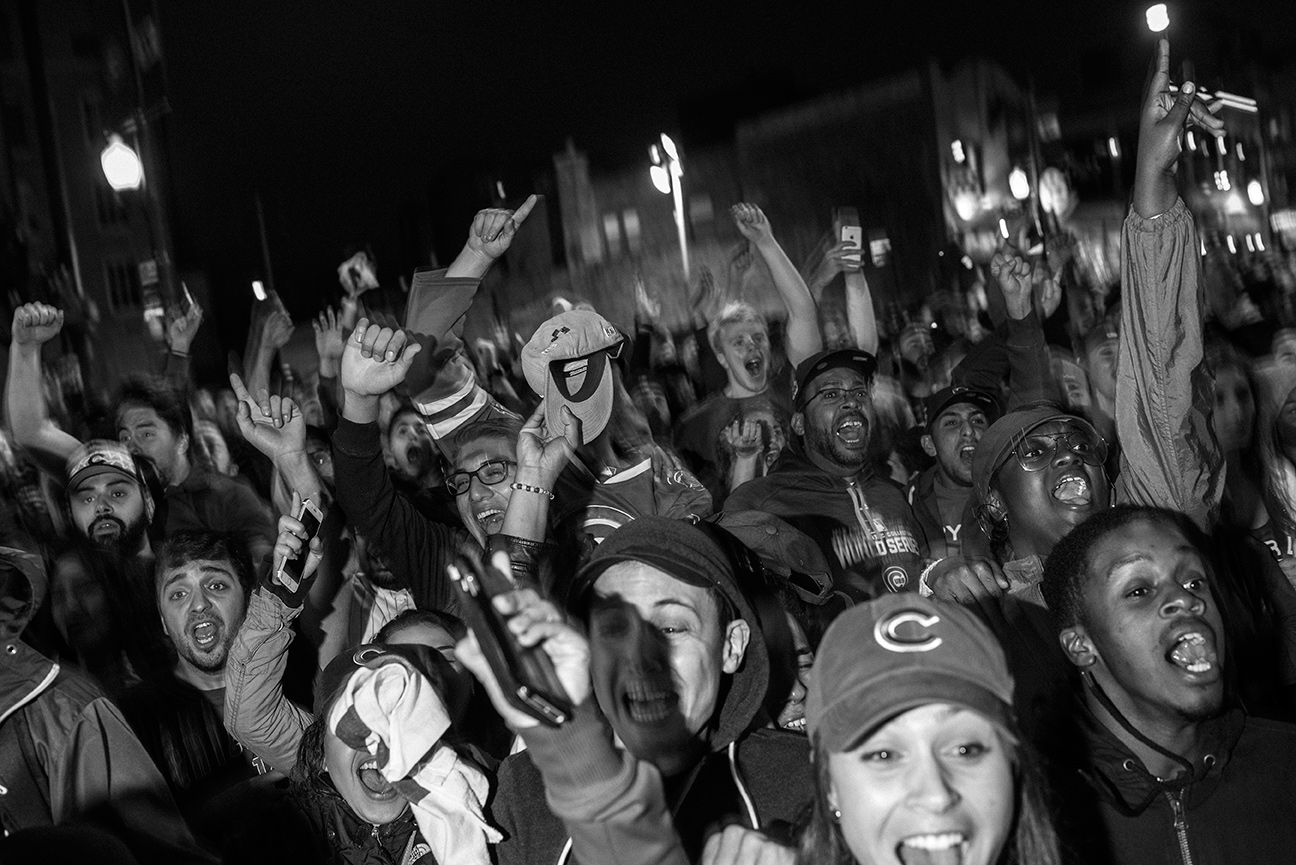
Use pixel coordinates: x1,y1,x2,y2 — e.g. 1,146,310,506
1167,790,1194,865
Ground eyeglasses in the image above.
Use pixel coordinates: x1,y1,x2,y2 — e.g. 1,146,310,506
1010,430,1107,472
446,459,516,495
803,386,872,408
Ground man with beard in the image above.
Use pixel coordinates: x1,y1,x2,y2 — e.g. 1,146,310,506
487,517,814,865
675,204,821,501
725,349,928,600
907,385,1000,558
1041,506,1296,864
117,531,281,852
65,440,154,558
5,304,277,563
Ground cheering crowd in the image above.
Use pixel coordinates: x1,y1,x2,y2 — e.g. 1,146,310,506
4,38,1296,865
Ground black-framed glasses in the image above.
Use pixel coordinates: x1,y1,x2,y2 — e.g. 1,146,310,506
1011,430,1106,472
803,386,872,408
446,459,516,495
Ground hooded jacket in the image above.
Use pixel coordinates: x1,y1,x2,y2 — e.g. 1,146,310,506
488,532,813,865
0,546,213,863
1052,700,1296,865
725,450,927,600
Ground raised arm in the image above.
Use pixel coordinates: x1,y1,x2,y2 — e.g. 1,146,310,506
1115,38,1225,530
805,238,879,354
336,319,463,610
224,499,320,773
5,303,81,475
989,248,1064,408
162,297,204,386
732,204,822,366
403,199,535,442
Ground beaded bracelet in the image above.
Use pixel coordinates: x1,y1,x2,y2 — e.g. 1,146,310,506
510,482,554,500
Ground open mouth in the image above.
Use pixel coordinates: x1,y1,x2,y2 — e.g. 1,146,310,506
622,680,678,724
835,416,867,446
1051,472,1092,506
958,444,976,464
475,508,503,531
744,357,766,378
91,518,124,539
191,620,220,650
1166,630,1218,675
781,716,806,733
897,832,968,865
357,758,399,799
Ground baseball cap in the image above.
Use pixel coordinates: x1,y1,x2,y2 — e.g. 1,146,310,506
65,440,145,491
971,404,1101,506
805,594,1015,753
521,310,625,443
571,516,769,740
793,349,878,409
924,385,1002,432
1081,318,1120,357
315,642,465,720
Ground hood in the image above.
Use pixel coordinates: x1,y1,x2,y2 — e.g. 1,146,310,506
0,546,47,642
573,517,770,753
763,449,863,491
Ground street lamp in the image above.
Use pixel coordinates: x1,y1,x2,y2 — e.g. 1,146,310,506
1145,4,1169,32
649,133,689,280
101,134,143,191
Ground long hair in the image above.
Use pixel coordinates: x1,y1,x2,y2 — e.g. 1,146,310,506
797,724,1062,865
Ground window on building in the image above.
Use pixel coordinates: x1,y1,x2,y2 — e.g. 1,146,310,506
603,213,622,258
95,185,127,227
105,259,142,310
622,209,641,251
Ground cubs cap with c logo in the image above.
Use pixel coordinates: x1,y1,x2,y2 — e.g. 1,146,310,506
520,309,626,444
804,593,1014,753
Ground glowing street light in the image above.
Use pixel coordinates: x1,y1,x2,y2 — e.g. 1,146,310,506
1247,179,1265,206
650,164,671,194
649,133,689,279
1008,166,1030,201
1145,4,1169,32
101,134,143,191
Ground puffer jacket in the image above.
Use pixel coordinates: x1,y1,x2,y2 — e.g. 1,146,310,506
0,546,213,863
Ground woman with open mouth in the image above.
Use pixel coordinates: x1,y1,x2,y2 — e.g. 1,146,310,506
798,594,1062,865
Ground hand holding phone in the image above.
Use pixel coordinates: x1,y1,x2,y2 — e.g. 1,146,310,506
449,551,576,728
275,497,324,593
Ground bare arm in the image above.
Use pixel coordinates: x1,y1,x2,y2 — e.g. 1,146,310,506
732,204,822,366
5,303,81,475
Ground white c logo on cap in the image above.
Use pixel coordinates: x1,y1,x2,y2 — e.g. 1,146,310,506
873,610,943,654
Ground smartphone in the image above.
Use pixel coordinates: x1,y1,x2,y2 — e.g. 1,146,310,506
833,206,863,264
448,552,572,727
181,281,196,311
276,498,323,593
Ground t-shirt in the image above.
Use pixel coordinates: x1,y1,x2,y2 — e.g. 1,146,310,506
674,383,793,501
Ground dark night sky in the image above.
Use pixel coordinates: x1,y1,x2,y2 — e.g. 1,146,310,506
156,0,1296,318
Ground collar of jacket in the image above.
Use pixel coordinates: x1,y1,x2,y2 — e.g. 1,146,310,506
766,448,876,489
1075,697,1244,815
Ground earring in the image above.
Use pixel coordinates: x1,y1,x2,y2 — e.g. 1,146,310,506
832,809,841,821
